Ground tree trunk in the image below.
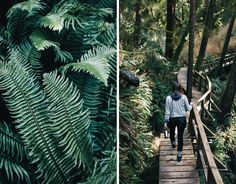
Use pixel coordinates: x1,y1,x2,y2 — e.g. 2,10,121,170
133,0,142,46
219,56,236,120
165,0,176,60
172,0,201,63
217,16,235,75
195,0,216,71
172,21,189,63
187,0,196,100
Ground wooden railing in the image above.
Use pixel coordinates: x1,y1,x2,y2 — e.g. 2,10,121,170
189,104,224,184
193,70,220,121
188,70,224,184
201,52,236,73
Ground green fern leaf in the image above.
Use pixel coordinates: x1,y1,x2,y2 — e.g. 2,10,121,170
40,14,65,32
60,47,116,86
30,31,73,63
43,71,93,169
78,149,116,184
9,41,42,80
8,0,44,17
54,47,73,63
0,122,30,183
0,62,76,184
30,31,59,51
67,72,101,119
0,122,25,160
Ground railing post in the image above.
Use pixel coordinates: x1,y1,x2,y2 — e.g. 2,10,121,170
193,71,196,85
196,129,202,169
207,165,215,184
208,93,211,111
201,100,204,118
199,76,202,91
188,110,193,135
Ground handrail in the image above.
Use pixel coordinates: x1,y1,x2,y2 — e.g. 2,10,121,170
189,103,224,184
189,70,224,184
201,52,236,73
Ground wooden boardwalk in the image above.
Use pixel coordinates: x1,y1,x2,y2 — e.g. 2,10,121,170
159,68,201,184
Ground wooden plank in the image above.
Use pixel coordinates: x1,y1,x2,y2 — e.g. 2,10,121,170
160,154,195,161
160,149,194,156
159,178,200,184
160,145,193,150
192,103,224,184
160,139,192,146
159,171,199,179
160,165,197,172
160,159,196,166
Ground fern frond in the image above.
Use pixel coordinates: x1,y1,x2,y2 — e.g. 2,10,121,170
9,41,42,80
0,122,30,183
67,72,101,119
83,22,116,47
30,31,73,63
81,0,116,8
54,47,73,63
0,152,30,183
39,0,113,31
0,122,25,160
30,31,59,51
43,71,93,169
6,9,32,43
60,47,116,86
78,149,116,184
0,62,75,184
90,121,116,155
99,48,117,123
8,0,45,17
40,13,65,32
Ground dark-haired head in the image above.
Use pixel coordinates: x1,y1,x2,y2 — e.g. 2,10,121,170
172,81,183,93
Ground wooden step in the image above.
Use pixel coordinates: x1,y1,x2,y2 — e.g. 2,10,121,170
160,149,194,156
159,178,200,184
160,154,195,161
160,159,197,166
160,139,192,146
159,171,199,179
160,165,197,172
160,144,193,150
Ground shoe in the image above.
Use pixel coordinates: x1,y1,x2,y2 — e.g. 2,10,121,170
177,155,182,162
171,142,176,148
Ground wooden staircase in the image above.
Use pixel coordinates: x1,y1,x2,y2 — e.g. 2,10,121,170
159,68,202,184
159,136,200,184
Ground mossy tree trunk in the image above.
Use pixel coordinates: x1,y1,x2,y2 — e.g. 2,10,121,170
172,0,202,64
219,56,236,120
217,16,235,75
195,0,216,71
165,0,176,60
133,0,142,46
187,0,196,100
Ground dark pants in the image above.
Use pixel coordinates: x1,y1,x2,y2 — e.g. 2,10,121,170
167,117,186,151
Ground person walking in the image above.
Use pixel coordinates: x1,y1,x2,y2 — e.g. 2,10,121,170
164,82,192,162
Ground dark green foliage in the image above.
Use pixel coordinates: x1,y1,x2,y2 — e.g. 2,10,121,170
0,122,30,183
0,0,116,183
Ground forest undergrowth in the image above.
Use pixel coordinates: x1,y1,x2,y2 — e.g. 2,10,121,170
119,48,178,183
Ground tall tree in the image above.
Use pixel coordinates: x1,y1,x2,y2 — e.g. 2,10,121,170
219,56,236,120
133,0,142,46
172,0,202,63
195,0,216,71
165,0,176,60
187,0,196,99
217,16,235,75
